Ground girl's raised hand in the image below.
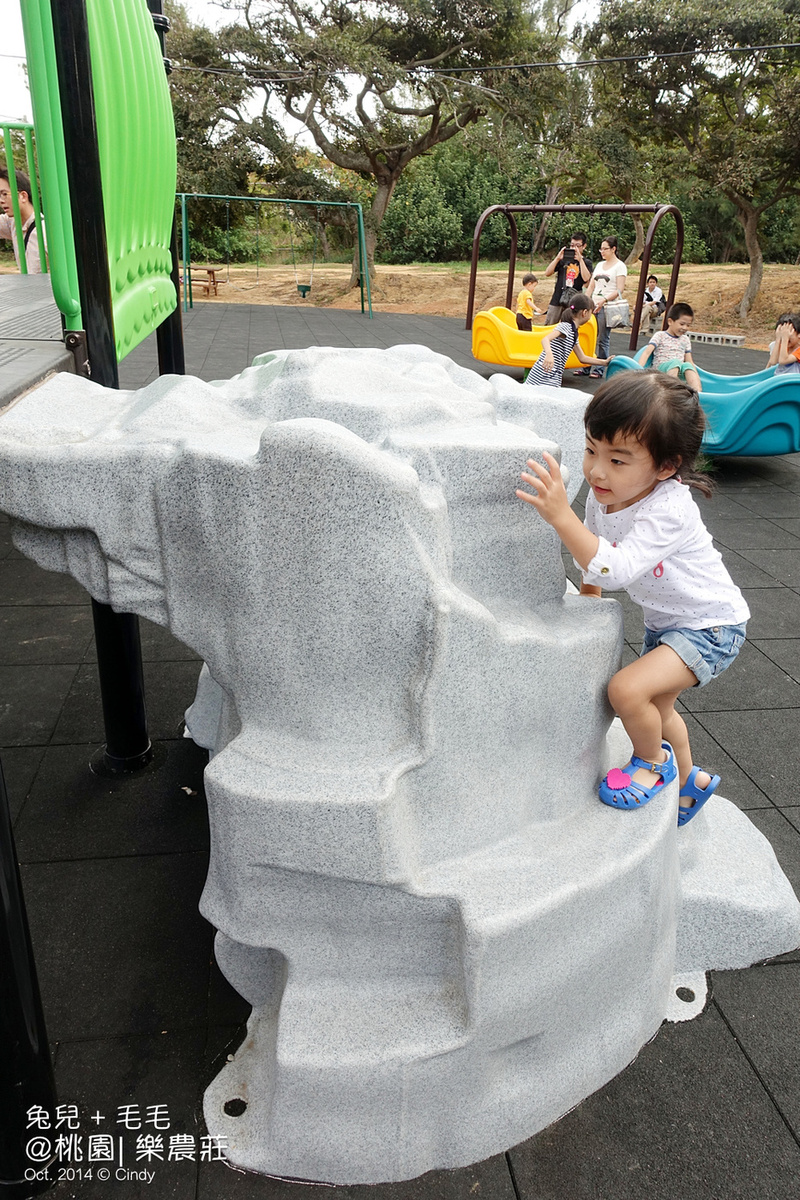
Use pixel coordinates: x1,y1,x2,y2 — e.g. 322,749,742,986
516,451,570,527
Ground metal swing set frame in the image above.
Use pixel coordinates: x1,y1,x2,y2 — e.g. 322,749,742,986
465,202,685,352
178,192,373,318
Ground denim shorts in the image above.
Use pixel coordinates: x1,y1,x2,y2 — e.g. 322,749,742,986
640,622,747,687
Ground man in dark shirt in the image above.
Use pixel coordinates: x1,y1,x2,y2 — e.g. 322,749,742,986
543,231,593,326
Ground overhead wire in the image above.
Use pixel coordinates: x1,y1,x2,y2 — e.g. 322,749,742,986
165,40,800,85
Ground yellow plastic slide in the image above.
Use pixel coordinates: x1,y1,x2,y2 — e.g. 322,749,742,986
471,306,598,371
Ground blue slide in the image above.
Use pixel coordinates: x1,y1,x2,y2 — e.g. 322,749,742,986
605,351,799,456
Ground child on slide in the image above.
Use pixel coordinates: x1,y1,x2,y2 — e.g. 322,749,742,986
639,302,702,392
516,371,749,826
524,293,609,388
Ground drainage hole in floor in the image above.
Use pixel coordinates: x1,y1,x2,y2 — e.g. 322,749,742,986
224,1099,247,1117
676,987,696,1003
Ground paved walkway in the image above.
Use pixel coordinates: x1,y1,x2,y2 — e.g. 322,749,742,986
2,301,799,1199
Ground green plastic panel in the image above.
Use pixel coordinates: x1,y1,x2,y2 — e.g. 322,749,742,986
20,0,81,321
86,0,177,360
20,0,177,361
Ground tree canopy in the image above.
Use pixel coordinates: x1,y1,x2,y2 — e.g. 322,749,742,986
213,0,552,278
163,0,800,314
583,0,800,316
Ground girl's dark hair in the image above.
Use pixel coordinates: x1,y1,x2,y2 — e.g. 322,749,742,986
584,371,712,498
601,235,618,250
776,312,800,334
566,293,593,319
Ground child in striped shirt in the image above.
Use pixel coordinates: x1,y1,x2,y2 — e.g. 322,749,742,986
524,294,610,388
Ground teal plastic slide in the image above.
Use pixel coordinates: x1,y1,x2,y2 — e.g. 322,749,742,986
605,349,799,456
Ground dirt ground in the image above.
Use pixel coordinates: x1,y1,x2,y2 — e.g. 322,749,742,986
187,261,800,350
3,257,797,349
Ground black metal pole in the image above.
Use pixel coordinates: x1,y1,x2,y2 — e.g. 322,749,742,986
147,0,186,377
50,0,152,773
0,760,57,1198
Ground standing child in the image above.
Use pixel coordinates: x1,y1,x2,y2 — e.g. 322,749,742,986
766,313,800,374
516,371,749,825
516,273,544,331
639,302,701,392
525,293,609,388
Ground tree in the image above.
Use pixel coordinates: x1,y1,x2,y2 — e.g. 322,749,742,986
584,0,800,317
165,1,288,254
216,0,545,283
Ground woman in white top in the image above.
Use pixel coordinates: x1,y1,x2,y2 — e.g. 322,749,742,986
584,235,627,377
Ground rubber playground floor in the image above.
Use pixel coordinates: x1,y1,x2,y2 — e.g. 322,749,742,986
2,301,800,1199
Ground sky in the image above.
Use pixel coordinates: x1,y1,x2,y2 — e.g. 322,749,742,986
1,1,597,131
0,2,229,125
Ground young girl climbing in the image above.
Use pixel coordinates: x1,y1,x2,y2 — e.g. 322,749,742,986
516,371,749,826
525,293,610,388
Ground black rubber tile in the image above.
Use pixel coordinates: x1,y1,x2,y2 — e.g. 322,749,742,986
0,557,89,605
608,589,648,644
0,520,13,559
723,489,800,519
735,547,800,588
743,808,800,900
21,851,213,1040
0,662,79,746
680,712,772,811
750,638,800,685
741,587,800,637
0,604,93,665
81,617,202,665
720,548,785,588
680,639,800,713
52,660,203,745
693,492,755,519
2,743,46,822
52,1030,205,1199
207,956,251,1030
784,806,800,837
708,518,800,550
711,459,795,489
507,1006,800,1200
696,711,800,809
712,965,800,1138
620,642,639,668
14,739,209,862
771,517,800,538
198,1152,516,1199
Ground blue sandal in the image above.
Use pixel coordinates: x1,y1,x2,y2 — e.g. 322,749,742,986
677,766,720,827
599,743,677,809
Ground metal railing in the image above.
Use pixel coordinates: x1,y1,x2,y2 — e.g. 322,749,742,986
1,122,47,276
177,192,373,319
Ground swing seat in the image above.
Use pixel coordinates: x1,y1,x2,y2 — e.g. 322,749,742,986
297,284,312,298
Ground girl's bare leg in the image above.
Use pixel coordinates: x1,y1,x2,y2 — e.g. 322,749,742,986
607,645,699,792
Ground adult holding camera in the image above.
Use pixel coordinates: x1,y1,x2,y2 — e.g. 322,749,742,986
543,231,593,326
583,235,627,378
